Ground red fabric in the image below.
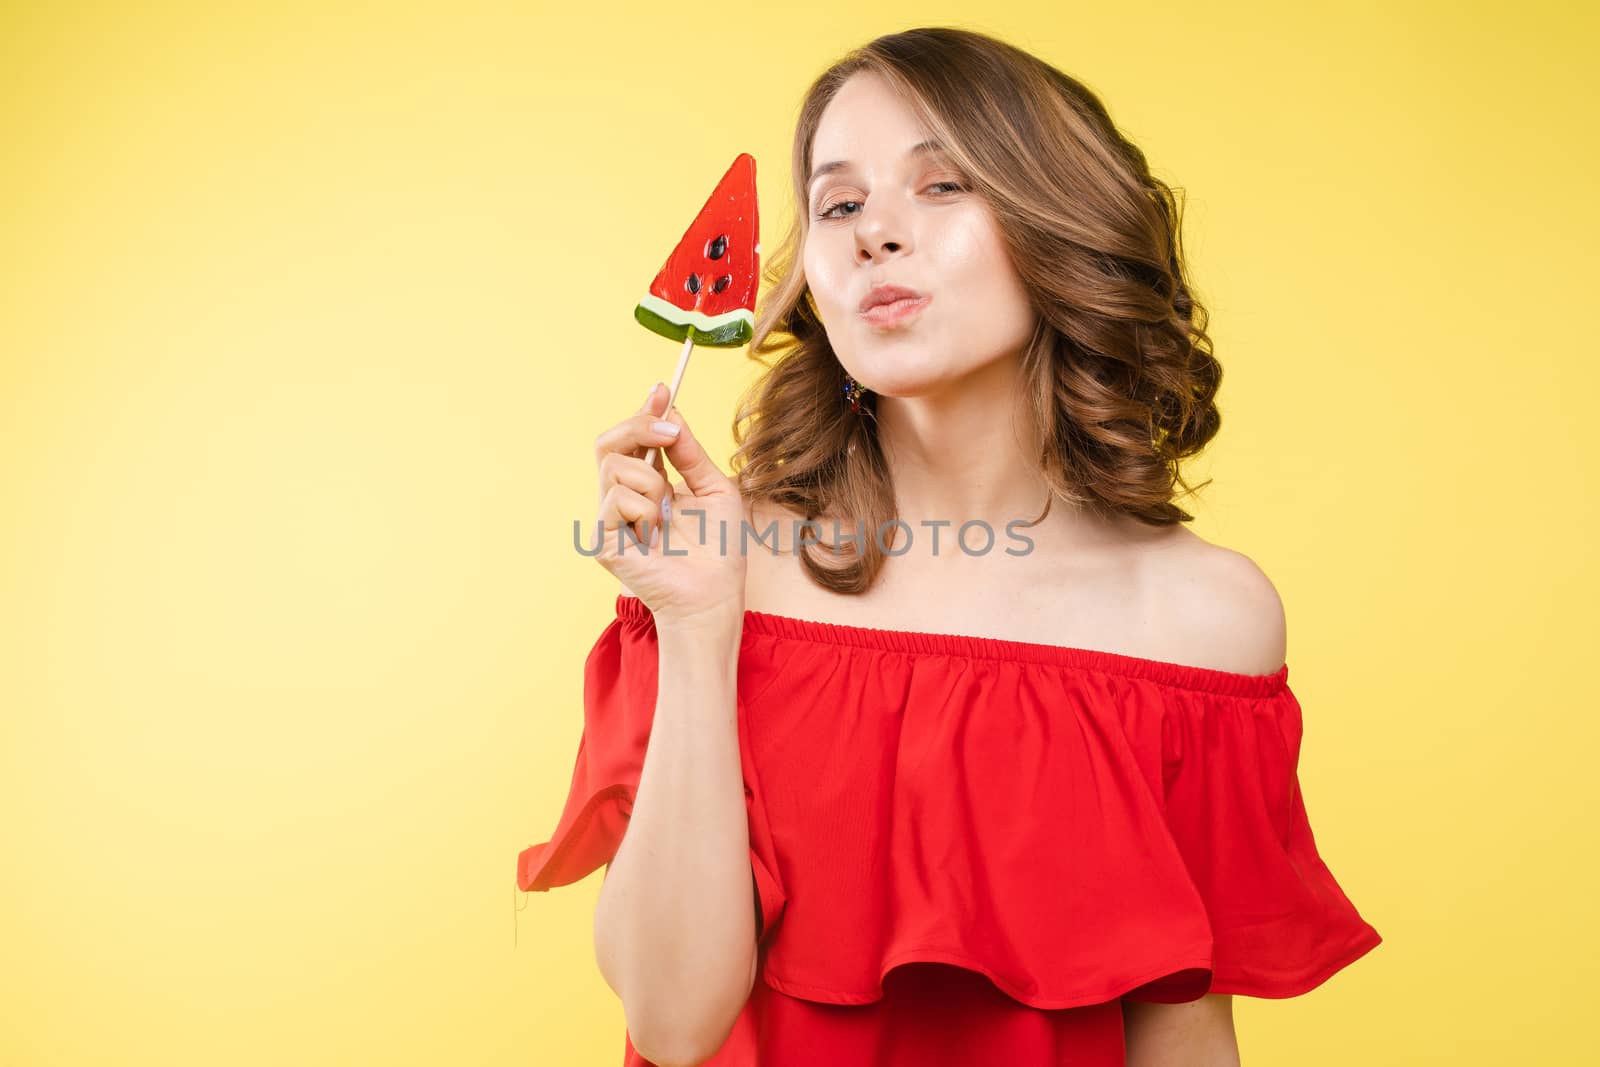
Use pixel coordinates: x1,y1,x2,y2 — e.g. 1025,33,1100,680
518,594,1383,1066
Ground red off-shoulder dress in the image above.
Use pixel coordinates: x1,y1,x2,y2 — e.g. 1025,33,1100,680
517,594,1382,1065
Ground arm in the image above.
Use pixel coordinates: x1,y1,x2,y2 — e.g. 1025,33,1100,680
1119,551,1278,1064
591,612,757,1067
1122,995,1240,1067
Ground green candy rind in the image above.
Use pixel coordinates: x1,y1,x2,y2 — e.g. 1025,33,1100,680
633,294,755,347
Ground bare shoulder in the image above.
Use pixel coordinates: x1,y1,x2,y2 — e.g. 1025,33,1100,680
741,495,805,608
1139,526,1288,676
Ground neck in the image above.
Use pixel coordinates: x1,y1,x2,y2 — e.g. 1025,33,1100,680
870,354,1131,555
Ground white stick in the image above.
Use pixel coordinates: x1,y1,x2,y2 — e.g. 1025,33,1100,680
642,329,696,470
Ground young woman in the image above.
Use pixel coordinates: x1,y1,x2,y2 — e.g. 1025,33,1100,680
519,26,1382,1067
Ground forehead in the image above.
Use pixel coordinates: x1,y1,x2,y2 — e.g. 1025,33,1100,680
810,71,934,161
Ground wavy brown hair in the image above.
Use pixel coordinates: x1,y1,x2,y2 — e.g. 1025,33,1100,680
729,26,1222,594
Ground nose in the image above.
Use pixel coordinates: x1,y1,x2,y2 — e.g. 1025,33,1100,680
857,239,902,263
854,201,911,263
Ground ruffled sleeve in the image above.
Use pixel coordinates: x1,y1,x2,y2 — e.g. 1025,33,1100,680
1136,679,1383,1000
514,595,789,947
722,609,1380,1012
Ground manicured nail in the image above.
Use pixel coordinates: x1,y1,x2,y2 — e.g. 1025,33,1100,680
651,420,679,437
645,382,662,406
661,495,672,522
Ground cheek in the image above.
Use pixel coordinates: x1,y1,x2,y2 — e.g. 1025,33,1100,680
927,210,1009,290
932,213,1031,323
802,235,850,313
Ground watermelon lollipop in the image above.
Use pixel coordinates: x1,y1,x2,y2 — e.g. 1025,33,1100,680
635,152,761,345
637,153,761,470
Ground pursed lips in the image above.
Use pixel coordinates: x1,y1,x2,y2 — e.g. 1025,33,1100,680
859,291,932,327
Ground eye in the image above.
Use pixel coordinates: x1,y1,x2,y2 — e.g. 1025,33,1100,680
815,198,861,221
815,181,969,222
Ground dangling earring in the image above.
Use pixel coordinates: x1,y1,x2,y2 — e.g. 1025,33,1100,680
843,372,866,414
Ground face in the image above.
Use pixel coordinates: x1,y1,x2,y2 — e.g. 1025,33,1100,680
803,71,1037,399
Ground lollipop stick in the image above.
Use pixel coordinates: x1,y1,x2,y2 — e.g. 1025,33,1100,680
642,327,696,469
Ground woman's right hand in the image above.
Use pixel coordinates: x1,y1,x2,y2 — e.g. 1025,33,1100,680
591,382,749,631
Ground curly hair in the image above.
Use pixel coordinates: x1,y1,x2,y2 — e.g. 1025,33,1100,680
730,26,1222,594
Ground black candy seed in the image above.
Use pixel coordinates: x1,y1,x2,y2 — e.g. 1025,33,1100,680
707,234,728,260
685,273,702,294
712,274,732,294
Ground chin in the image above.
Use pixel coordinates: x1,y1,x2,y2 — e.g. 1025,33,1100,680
845,365,951,399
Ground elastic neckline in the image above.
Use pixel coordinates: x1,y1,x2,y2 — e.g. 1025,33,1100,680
614,594,1288,698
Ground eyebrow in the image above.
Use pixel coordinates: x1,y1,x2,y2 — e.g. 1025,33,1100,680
808,139,950,191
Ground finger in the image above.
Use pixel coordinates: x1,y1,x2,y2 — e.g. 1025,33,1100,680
598,483,661,549
653,407,730,498
594,412,682,467
640,381,665,416
631,381,668,459
597,452,669,514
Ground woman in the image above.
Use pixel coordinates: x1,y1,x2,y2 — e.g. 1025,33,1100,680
520,26,1382,1067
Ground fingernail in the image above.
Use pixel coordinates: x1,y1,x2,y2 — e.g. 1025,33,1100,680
650,522,661,548
651,420,680,438
661,495,672,522
644,382,660,406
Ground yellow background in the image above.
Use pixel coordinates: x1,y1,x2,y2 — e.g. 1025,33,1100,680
2,1,1594,1063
